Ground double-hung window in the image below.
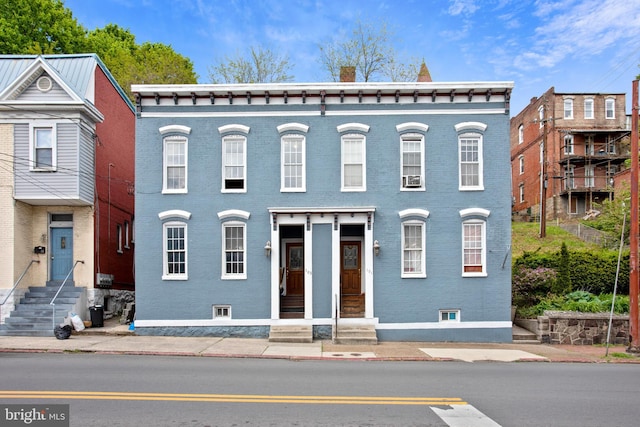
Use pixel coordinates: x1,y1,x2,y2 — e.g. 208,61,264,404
399,209,429,278
584,98,594,119
163,221,187,280
402,222,425,277
462,221,485,275
341,134,366,191
563,98,573,119
564,134,574,155
401,133,424,189
518,125,524,144
30,123,56,170
281,134,306,191
223,222,246,279
459,135,482,190
605,98,615,119
163,136,187,193
222,135,246,191
460,208,489,277
455,122,486,191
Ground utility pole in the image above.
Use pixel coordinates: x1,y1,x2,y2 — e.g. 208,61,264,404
540,98,549,238
629,79,639,353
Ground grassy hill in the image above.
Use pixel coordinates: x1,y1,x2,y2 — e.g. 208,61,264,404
511,222,602,259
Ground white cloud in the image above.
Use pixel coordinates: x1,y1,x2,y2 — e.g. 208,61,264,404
448,0,480,16
514,0,640,71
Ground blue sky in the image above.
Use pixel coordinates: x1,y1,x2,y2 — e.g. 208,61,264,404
64,0,640,115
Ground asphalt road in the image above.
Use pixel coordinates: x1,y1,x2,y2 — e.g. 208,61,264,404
0,353,638,426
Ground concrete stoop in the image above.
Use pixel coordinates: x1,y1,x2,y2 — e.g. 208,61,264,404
512,324,539,344
333,324,378,345
268,325,313,343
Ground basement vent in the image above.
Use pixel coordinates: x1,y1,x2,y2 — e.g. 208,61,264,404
36,76,53,92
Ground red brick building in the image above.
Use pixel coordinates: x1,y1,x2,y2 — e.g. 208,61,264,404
511,87,630,220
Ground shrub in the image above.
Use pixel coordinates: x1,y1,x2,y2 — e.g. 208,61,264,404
512,265,557,309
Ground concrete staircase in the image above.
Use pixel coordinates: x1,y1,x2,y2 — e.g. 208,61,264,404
512,324,539,344
0,281,84,337
268,325,313,343
333,324,378,345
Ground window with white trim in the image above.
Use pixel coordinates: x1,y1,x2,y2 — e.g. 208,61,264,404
163,221,187,280
401,133,424,190
518,124,524,144
564,98,573,119
439,310,460,322
459,133,483,190
213,305,231,319
222,135,246,192
605,98,615,119
585,135,594,155
519,155,524,175
117,224,123,253
564,165,575,190
585,165,595,188
163,135,187,193
564,134,574,155
124,221,130,249
281,134,305,191
341,133,366,191
30,123,56,170
538,106,544,128
402,221,426,277
519,183,524,203
462,220,486,276
584,98,594,119
222,222,246,279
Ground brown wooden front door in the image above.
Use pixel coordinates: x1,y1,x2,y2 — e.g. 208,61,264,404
286,243,304,296
341,241,364,317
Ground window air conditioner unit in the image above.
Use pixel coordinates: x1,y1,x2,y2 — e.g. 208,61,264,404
404,175,421,187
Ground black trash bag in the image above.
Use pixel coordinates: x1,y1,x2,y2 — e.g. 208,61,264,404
54,324,72,340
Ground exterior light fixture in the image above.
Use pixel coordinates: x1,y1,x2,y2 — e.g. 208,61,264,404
264,241,271,257
373,240,381,256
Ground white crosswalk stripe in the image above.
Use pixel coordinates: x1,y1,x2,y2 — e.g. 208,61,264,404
431,404,502,427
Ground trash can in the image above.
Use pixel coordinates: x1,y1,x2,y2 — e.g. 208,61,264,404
89,305,104,328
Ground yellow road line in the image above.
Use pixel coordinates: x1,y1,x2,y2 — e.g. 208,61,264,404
0,391,467,406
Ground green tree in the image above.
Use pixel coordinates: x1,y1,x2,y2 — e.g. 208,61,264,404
208,45,293,84
555,242,572,293
0,0,88,54
318,19,422,82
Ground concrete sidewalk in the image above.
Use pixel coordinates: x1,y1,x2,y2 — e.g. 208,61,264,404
1,319,639,363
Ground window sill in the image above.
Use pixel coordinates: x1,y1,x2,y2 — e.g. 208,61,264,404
162,275,188,280
221,275,247,280
402,273,426,279
162,189,188,194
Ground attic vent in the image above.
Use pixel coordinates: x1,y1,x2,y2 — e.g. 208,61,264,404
36,76,53,92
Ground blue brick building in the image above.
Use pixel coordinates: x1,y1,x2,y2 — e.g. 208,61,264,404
132,79,514,342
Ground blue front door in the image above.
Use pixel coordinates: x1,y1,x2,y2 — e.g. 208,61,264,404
51,227,73,281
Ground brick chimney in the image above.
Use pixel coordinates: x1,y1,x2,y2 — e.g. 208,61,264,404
417,62,432,82
340,66,356,82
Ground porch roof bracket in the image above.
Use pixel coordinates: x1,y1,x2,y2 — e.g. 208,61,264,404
272,212,278,231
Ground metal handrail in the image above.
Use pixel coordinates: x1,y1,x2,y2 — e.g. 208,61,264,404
0,260,40,325
50,260,84,329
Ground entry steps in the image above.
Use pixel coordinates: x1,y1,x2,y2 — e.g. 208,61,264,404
268,323,379,345
512,324,539,344
0,281,83,337
334,324,378,345
268,325,313,343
